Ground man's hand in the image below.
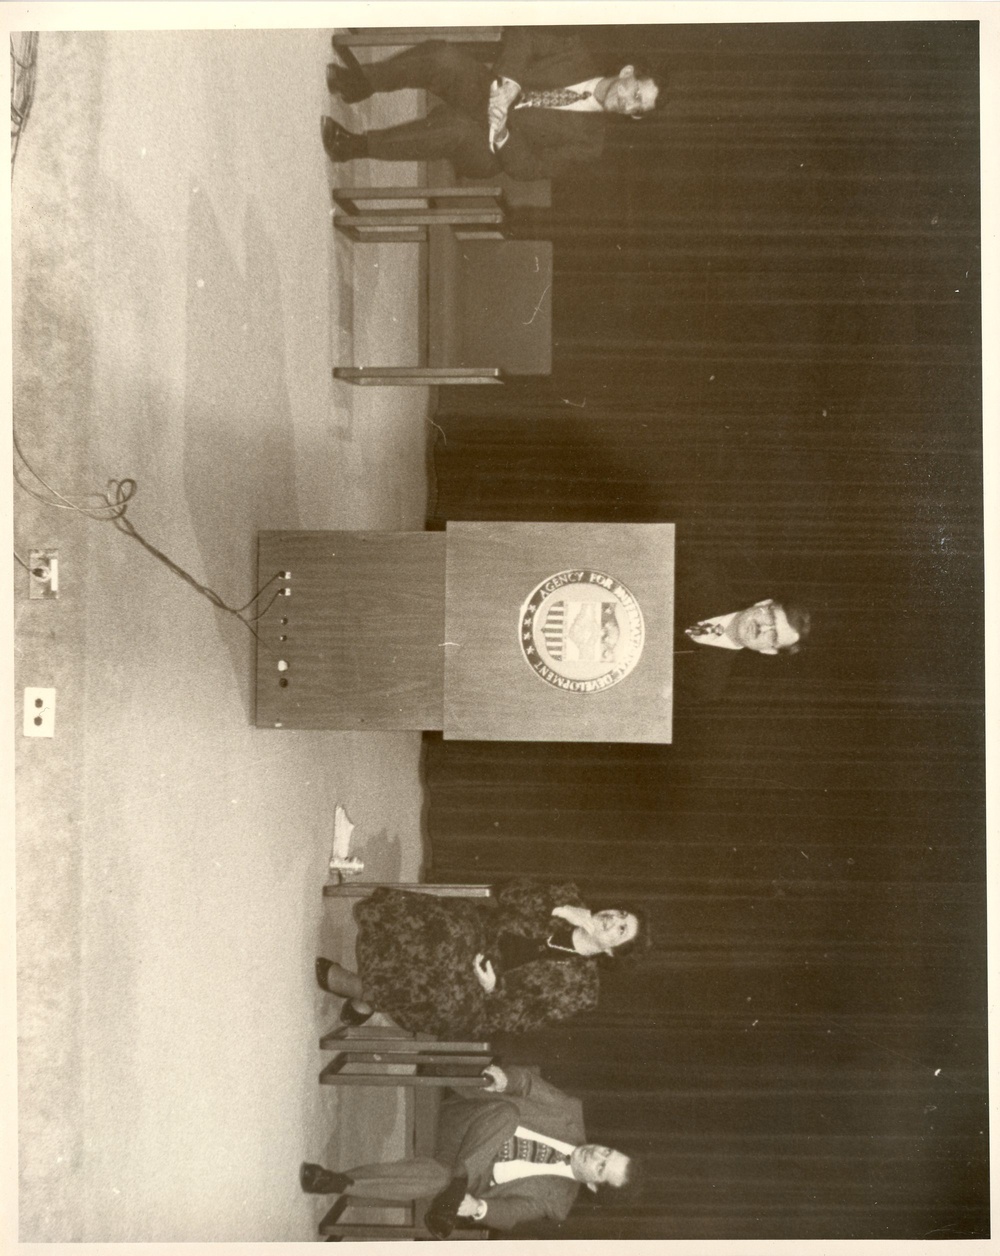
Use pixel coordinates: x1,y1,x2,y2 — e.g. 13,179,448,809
500,77,521,107
481,1063,508,1092
473,953,497,993
489,76,520,115
457,1194,487,1220
487,77,520,142
490,124,510,152
488,94,509,133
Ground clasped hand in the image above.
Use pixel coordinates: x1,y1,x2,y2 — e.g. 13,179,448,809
473,952,497,993
487,77,519,134
480,1063,508,1092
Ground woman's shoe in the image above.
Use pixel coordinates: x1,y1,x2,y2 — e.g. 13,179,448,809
339,999,373,1028
316,959,374,1025
315,957,337,993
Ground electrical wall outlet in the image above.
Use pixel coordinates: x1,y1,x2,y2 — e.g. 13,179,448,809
28,549,59,599
23,687,56,737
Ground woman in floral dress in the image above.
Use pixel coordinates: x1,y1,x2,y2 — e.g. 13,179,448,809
315,878,645,1038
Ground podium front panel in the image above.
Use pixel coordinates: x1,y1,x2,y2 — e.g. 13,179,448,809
443,522,674,742
255,531,445,730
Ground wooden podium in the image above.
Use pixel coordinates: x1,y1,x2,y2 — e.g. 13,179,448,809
255,523,674,742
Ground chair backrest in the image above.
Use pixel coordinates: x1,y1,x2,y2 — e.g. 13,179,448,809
428,229,553,376
428,158,552,210
420,160,553,376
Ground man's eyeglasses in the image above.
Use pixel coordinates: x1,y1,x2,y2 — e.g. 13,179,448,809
755,604,779,647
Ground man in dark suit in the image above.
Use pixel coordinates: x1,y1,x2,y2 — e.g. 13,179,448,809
300,1063,636,1235
321,28,662,180
673,558,811,705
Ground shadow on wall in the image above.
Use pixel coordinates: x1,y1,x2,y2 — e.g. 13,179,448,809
183,189,302,718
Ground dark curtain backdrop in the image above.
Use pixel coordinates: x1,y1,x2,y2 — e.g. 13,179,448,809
423,21,985,1241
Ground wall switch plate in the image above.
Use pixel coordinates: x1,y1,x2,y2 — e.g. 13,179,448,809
23,687,56,737
28,550,59,598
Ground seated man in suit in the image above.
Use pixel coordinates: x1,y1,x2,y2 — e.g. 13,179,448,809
321,27,662,180
300,1063,636,1236
674,558,811,704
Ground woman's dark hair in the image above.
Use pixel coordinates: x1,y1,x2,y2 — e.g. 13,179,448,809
596,903,652,961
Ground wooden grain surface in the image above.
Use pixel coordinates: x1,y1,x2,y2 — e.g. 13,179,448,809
255,532,445,730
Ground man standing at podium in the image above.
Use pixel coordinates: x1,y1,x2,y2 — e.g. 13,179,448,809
674,562,811,705
321,27,662,180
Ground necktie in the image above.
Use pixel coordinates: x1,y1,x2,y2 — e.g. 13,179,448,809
518,87,591,109
499,1134,570,1167
685,621,726,639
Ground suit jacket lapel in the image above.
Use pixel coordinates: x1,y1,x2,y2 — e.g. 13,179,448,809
508,107,605,161
484,1172,580,1213
520,49,601,91
517,1092,586,1144
464,1105,521,1196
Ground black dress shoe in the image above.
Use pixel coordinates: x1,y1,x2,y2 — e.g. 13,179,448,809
300,1162,355,1195
326,60,372,103
321,116,365,163
425,1174,469,1240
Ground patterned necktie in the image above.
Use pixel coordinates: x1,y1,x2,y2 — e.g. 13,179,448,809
518,88,591,109
685,621,726,639
499,1135,570,1167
